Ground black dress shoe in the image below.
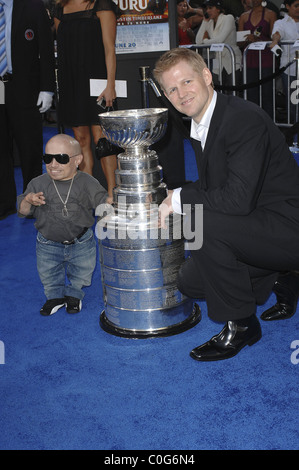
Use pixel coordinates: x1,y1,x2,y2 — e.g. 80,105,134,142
190,315,262,362
261,272,299,321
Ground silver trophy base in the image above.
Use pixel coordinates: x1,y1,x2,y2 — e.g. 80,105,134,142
99,302,201,338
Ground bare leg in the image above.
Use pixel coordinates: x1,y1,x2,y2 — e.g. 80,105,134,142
72,126,94,175
91,124,117,203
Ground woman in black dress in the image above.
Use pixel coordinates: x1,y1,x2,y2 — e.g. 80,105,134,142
54,0,118,201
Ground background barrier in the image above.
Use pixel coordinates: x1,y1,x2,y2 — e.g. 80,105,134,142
188,41,298,128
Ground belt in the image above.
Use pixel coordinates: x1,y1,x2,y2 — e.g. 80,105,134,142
62,227,89,245
0,73,13,83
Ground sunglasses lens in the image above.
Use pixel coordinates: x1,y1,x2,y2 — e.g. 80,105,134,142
57,154,70,164
43,154,52,164
43,154,70,164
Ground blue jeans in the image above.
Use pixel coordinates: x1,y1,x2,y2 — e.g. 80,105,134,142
36,228,97,300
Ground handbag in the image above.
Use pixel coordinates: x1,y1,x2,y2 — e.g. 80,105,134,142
95,138,122,159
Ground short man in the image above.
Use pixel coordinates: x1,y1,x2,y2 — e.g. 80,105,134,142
154,47,299,362
17,134,107,316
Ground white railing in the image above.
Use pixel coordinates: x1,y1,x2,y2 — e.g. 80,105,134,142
184,41,299,127
242,40,298,127
189,44,238,95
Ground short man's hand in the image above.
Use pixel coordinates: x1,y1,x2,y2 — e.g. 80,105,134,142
25,192,46,207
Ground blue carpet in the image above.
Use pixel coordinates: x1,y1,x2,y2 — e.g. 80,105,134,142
0,129,298,450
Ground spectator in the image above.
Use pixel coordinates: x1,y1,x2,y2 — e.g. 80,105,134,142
270,0,299,122
238,0,277,117
177,0,196,45
184,1,204,34
196,0,242,90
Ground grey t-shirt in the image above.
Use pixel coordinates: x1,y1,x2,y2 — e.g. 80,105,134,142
17,171,107,242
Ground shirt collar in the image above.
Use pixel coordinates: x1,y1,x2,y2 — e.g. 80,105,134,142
284,14,298,23
190,90,217,147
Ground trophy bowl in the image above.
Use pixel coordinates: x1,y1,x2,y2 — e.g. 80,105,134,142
98,108,168,151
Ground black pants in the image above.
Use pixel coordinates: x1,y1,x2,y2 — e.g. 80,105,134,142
3,80,43,196
0,105,16,212
177,203,299,322
0,104,16,213
153,117,186,189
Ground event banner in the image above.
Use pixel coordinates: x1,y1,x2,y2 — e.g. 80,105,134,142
114,0,170,54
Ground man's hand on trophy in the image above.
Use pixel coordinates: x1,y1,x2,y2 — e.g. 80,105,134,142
158,191,173,229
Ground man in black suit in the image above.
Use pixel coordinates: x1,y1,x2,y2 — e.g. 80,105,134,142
154,47,299,362
0,0,55,220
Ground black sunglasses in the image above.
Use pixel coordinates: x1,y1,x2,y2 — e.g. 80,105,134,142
43,153,80,165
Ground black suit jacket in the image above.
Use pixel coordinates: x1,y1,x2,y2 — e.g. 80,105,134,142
10,0,55,105
181,92,299,220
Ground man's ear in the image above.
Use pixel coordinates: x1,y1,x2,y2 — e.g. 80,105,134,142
202,67,213,86
75,154,83,167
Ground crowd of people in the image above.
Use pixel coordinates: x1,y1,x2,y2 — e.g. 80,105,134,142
177,0,299,119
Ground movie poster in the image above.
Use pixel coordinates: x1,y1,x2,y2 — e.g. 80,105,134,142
114,0,170,54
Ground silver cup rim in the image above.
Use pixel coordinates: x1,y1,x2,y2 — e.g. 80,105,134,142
99,108,168,119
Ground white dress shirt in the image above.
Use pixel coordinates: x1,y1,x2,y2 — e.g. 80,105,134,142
171,91,217,214
272,15,299,77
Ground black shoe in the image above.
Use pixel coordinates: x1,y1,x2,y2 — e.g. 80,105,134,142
40,298,66,316
190,315,262,362
261,272,299,321
65,296,82,314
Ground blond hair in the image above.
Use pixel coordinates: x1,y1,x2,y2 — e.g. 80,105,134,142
153,48,208,90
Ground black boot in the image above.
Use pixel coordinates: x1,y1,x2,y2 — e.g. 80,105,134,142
190,315,262,362
261,272,299,321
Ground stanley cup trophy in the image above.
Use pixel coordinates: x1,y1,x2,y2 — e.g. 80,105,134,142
97,108,201,338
